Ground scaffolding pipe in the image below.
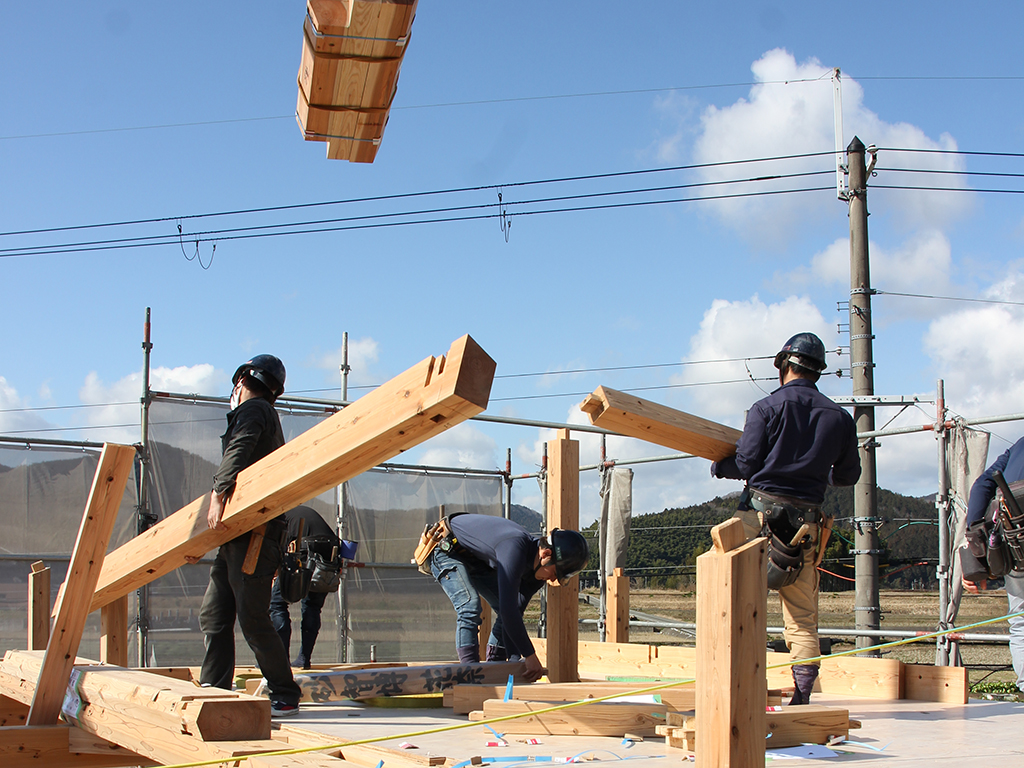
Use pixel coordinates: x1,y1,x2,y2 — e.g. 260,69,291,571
137,307,154,667
935,381,951,665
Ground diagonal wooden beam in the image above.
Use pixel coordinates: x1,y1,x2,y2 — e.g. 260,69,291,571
580,385,741,461
27,444,136,726
91,335,495,611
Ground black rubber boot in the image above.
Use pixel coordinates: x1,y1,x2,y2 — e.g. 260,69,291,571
485,644,508,661
457,644,480,664
790,664,819,705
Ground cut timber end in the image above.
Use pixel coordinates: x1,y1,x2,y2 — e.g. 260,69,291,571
445,334,496,410
711,518,747,553
307,0,354,33
579,385,741,461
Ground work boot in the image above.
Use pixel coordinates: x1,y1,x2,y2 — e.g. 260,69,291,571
292,654,309,670
485,644,508,662
790,664,819,706
456,645,480,664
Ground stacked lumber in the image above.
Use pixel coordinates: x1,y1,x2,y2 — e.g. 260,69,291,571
656,705,860,752
296,0,419,163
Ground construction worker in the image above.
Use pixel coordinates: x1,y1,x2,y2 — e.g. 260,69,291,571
270,505,341,670
962,437,1024,698
711,332,860,705
428,514,589,682
195,354,302,718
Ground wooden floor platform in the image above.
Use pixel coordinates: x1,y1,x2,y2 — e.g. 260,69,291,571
267,691,1021,767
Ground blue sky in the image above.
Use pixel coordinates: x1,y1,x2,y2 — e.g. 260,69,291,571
3,1,1024,524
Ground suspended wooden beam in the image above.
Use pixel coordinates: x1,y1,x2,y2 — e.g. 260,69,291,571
91,335,495,612
28,444,135,726
580,386,741,461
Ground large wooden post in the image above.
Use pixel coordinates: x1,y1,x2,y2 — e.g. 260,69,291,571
545,429,579,682
27,561,50,651
100,596,129,667
478,602,492,653
696,519,767,768
606,567,629,643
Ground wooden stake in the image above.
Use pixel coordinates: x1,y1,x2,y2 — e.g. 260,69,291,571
27,444,135,726
545,429,579,683
91,335,495,612
606,567,629,643
27,561,50,651
696,520,767,768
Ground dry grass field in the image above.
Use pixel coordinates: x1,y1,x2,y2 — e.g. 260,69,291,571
570,588,1019,689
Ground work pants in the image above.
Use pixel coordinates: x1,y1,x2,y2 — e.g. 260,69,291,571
429,548,505,654
1006,569,1024,692
199,520,301,706
734,507,824,666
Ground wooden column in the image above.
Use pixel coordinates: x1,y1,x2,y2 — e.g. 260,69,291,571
27,443,136,726
478,601,492,653
606,567,629,643
27,561,50,651
545,429,579,682
696,519,767,768
99,596,129,667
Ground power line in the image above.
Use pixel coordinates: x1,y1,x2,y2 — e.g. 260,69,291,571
0,185,835,260
495,354,776,380
0,151,836,239
875,290,1024,307
489,376,777,403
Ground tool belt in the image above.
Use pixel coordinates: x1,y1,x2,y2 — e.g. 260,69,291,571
748,489,822,591
412,512,464,575
962,492,1024,580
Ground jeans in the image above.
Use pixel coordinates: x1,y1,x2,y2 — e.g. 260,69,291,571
429,548,504,652
199,520,301,706
1006,570,1024,692
270,579,328,662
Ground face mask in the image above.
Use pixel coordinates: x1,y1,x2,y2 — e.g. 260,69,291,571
229,381,242,411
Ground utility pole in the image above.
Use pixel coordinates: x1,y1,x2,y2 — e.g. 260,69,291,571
847,136,881,653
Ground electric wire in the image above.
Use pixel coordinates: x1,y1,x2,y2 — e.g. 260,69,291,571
875,290,1024,307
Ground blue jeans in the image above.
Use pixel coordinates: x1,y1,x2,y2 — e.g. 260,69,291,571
1006,570,1024,692
429,548,504,652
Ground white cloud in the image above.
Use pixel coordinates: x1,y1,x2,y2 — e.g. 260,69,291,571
79,364,220,443
312,337,380,389
924,271,1024,419
0,376,53,435
804,230,954,320
417,423,499,470
691,49,967,243
674,295,838,421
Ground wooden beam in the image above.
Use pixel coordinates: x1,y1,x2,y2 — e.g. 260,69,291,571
99,596,128,667
27,561,50,651
274,723,446,767
277,660,527,703
478,600,492,653
696,521,767,768
545,429,579,683
904,662,969,704
91,335,495,611
445,680,696,715
607,567,630,644
28,444,135,726
662,705,857,751
580,386,741,461
0,695,27,727
0,724,154,768
468,699,667,736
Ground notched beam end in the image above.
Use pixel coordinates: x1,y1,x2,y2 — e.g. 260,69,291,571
445,334,496,410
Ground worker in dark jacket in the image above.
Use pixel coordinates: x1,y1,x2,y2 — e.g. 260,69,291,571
270,505,341,669
196,354,302,718
428,514,589,682
712,333,860,705
963,437,1024,695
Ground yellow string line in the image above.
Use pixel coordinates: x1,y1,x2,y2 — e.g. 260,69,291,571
155,609,1023,768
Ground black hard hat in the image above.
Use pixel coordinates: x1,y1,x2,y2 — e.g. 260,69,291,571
549,528,590,581
232,354,286,400
773,332,827,373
